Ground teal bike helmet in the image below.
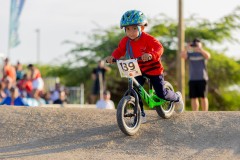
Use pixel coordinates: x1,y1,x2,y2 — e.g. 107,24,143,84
120,10,148,29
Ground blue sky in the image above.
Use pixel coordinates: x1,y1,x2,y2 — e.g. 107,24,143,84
0,0,239,65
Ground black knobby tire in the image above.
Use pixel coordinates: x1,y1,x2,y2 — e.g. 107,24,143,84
155,81,175,119
116,96,141,136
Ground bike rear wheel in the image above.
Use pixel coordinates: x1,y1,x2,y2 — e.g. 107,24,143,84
116,96,141,136
155,81,175,119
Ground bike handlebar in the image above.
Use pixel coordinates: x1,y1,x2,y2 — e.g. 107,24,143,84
106,56,151,64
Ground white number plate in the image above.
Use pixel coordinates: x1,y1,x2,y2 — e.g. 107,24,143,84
117,59,142,78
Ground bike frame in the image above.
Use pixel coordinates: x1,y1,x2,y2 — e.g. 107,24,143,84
123,76,166,109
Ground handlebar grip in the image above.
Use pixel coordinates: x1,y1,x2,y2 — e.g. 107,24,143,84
105,58,116,63
137,57,151,61
136,57,142,60
105,57,150,63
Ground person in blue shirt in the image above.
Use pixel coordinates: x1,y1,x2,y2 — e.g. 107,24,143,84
0,86,28,106
181,38,211,111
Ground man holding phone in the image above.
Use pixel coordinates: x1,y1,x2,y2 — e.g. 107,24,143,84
181,38,211,111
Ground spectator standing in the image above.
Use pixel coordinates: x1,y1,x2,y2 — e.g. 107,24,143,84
181,38,211,111
96,90,115,109
0,81,7,102
15,61,24,81
90,60,111,104
27,64,44,101
2,58,16,85
17,73,33,97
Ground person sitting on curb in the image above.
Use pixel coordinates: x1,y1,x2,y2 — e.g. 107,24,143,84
96,90,115,109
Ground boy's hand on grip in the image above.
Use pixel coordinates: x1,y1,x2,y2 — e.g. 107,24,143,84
141,53,152,62
105,56,114,64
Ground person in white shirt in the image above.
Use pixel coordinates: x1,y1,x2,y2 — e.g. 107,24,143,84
96,90,115,109
50,82,62,103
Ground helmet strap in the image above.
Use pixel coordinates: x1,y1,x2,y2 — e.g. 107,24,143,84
137,26,142,38
126,39,134,59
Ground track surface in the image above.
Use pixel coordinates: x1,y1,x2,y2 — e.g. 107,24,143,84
0,107,240,160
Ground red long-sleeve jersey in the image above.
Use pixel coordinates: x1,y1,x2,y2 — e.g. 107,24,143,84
112,32,164,76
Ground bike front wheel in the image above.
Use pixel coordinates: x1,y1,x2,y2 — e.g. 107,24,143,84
155,81,175,119
116,96,141,136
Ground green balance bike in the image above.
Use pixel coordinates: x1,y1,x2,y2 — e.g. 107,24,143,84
112,58,175,136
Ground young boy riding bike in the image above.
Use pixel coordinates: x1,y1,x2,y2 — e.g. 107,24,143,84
106,10,184,123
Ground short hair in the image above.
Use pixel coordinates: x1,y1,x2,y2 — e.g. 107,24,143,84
103,90,110,95
4,58,9,62
193,38,201,43
10,86,18,92
27,64,33,68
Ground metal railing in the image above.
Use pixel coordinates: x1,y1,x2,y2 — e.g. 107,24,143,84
43,77,84,104
65,84,84,104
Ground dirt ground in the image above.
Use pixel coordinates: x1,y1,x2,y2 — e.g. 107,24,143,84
0,106,240,160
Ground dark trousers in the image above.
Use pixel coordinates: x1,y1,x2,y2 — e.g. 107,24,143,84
135,74,178,112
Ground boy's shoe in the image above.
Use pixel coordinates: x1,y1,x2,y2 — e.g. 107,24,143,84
131,115,146,125
131,117,136,126
175,91,184,113
141,114,147,124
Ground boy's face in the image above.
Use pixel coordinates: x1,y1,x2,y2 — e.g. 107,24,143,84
125,25,140,40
